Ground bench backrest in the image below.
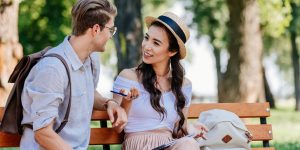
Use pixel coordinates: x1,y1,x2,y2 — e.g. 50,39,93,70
0,102,274,150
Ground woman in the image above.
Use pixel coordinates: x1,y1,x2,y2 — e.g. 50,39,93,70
112,12,207,150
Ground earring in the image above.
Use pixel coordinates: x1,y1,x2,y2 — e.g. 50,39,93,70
169,59,172,78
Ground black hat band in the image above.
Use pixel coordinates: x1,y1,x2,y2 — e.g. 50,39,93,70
158,15,186,43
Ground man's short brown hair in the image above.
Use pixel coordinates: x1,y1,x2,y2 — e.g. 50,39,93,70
71,0,117,36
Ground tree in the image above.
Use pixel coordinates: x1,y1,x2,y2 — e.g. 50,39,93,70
188,0,278,104
113,0,173,73
18,0,75,55
289,1,300,111
219,0,265,102
0,0,23,106
113,0,143,73
187,0,228,97
258,0,292,108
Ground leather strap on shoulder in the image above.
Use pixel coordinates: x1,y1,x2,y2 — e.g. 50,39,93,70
43,53,72,133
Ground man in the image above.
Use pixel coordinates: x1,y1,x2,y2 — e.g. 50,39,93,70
20,0,126,149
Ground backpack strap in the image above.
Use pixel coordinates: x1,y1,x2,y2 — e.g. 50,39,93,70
43,53,72,133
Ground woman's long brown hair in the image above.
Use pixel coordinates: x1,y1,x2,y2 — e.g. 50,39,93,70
136,21,187,137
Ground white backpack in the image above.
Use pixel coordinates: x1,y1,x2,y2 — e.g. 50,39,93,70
195,109,253,150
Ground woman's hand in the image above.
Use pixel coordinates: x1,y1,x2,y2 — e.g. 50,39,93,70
119,87,140,119
189,122,209,140
120,87,139,102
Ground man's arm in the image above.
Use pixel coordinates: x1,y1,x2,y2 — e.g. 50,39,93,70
93,90,121,110
93,90,127,132
34,120,72,150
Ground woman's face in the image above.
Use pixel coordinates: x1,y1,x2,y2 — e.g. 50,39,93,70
142,25,176,65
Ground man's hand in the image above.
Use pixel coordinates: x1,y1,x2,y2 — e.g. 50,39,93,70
106,100,127,131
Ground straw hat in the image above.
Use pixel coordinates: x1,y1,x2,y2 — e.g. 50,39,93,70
145,12,190,59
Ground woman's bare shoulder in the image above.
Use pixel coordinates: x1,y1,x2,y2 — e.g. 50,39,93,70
118,68,139,82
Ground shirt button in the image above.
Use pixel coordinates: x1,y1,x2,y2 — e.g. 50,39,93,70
80,67,85,72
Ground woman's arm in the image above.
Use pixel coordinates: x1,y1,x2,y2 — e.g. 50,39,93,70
174,107,208,139
182,107,189,133
112,88,139,133
111,69,140,133
172,107,189,138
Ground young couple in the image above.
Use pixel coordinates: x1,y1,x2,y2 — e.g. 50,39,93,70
20,0,207,150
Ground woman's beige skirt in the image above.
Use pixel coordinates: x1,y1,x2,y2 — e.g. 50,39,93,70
122,128,199,150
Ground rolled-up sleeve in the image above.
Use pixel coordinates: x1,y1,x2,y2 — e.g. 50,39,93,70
25,64,65,131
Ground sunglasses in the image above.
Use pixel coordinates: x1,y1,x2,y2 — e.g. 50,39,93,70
105,26,117,36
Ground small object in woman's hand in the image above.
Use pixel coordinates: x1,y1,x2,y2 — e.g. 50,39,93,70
110,90,128,97
199,128,207,140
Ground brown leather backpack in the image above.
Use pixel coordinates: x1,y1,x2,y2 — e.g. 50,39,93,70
0,46,72,135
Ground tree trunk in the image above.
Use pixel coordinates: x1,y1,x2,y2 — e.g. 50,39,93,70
207,30,223,97
208,32,222,88
290,2,300,111
291,31,300,111
212,43,222,98
219,0,265,103
263,67,275,108
0,0,23,106
114,0,143,73
214,47,222,99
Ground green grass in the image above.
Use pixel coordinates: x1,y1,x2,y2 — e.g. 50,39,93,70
250,100,300,150
268,101,300,150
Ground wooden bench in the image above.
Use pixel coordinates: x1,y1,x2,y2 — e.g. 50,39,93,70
0,102,274,150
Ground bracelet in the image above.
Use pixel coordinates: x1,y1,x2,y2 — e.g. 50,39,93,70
103,98,119,109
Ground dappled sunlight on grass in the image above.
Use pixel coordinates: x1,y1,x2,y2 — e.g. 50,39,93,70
249,100,300,150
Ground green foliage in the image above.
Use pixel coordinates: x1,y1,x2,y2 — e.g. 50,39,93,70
187,0,300,89
258,0,293,64
187,0,228,50
188,0,293,54
142,0,173,22
259,0,300,84
289,1,300,33
258,0,292,38
100,39,118,74
19,0,76,55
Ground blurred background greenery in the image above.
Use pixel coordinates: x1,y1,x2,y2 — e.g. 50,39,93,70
1,0,300,149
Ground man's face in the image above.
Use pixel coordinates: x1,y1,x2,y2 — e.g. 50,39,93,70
93,18,116,52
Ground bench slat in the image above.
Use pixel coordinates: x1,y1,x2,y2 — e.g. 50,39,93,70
90,103,271,120
90,128,122,145
0,132,20,147
0,108,4,121
89,124,273,144
188,103,270,118
91,110,109,120
247,124,273,141
0,124,272,147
